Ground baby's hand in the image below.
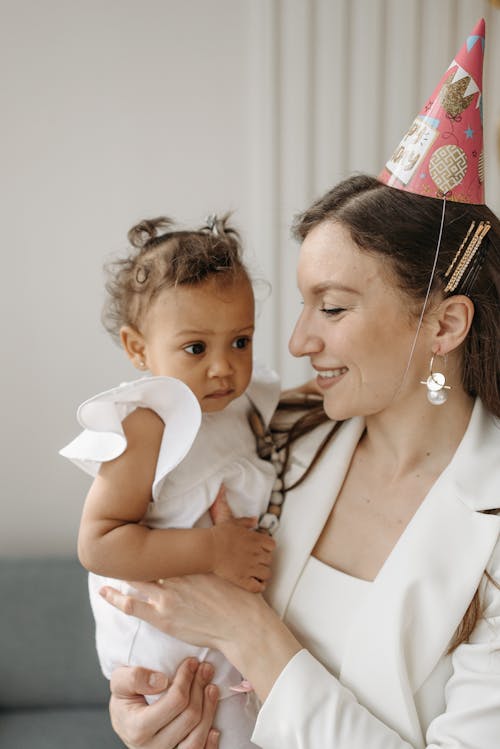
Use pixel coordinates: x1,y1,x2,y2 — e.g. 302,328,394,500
209,488,275,593
210,519,275,592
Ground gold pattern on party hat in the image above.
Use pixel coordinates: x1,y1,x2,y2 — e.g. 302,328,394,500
379,18,486,204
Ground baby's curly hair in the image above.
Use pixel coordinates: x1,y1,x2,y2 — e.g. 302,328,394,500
102,214,249,342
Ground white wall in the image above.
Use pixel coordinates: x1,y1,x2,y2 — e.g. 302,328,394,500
1,0,498,557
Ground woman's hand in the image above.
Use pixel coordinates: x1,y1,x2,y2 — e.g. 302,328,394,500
101,573,301,702
109,658,220,749
100,573,253,653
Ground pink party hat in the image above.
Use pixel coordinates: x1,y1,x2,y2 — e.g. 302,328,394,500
379,18,485,204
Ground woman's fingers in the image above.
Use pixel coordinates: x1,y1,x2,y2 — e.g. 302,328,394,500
110,664,169,698
103,574,257,653
100,584,158,621
109,660,218,749
205,728,221,749
177,681,220,749
159,662,217,746
109,660,198,746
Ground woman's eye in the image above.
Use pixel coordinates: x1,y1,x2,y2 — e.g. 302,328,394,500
232,336,252,350
184,342,206,355
320,306,345,317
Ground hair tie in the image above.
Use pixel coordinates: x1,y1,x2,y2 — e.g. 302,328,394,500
135,266,149,284
204,214,220,236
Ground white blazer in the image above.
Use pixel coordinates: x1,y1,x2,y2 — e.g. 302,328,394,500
252,399,500,749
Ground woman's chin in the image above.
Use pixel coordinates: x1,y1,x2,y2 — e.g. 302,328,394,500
321,394,363,423
322,402,352,422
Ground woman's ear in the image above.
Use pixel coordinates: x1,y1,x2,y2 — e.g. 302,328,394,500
120,325,147,370
432,295,475,355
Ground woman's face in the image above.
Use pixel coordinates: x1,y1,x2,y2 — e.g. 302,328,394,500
289,220,426,421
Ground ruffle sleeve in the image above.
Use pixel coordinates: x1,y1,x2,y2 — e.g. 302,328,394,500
59,376,202,499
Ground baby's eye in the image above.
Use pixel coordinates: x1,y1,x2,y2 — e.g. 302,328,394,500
184,342,206,355
320,306,345,317
232,336,252,350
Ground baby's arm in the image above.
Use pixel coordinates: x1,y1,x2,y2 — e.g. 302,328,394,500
78,407,274,592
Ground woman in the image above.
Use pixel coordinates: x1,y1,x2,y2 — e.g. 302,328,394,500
102,174,500,748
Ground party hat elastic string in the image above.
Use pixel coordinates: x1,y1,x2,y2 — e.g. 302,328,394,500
393,197,448,399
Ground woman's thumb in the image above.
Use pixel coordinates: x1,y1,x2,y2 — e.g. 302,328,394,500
210,485,234,524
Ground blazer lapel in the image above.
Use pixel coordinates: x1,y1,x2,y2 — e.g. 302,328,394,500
266,417,365,617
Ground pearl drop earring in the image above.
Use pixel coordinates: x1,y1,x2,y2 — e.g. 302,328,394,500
420,354,451,405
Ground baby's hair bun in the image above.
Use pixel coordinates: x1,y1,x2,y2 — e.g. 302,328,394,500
103,211,250,344
200,212,239,241
128,217,174,250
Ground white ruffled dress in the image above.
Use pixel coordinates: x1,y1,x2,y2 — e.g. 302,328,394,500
60,364,279,746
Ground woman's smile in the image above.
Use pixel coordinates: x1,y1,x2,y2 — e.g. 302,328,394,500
313,366,348,389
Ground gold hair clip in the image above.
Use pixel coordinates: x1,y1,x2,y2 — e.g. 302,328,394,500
444,221,491,293
444,221,476,280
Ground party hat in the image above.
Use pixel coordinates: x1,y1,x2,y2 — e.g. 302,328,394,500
379,18,485,204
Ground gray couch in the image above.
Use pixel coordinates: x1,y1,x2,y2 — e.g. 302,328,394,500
0,556,125,748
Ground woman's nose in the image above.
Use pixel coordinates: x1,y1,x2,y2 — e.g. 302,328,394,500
288,312,323,358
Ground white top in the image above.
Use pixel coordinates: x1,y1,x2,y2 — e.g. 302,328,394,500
58,363,281,731
60,362,281,528
285,555,371,677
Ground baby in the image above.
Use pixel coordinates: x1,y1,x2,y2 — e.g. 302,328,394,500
60,214,279,748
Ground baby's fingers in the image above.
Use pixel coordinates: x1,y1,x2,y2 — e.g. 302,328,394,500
251,563,272,582
240,524,276,554
234,515,259,530
258,533,276,552
210,485,232,525
240,576,267,593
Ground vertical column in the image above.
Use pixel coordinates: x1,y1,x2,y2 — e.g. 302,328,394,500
277,0,317,386
346,0,386,175
313,0,351,193
247,0,281,373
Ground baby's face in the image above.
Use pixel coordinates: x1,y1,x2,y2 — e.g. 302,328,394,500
138,275,255,412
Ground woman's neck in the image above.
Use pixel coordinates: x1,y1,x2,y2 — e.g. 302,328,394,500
362,389,474,479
